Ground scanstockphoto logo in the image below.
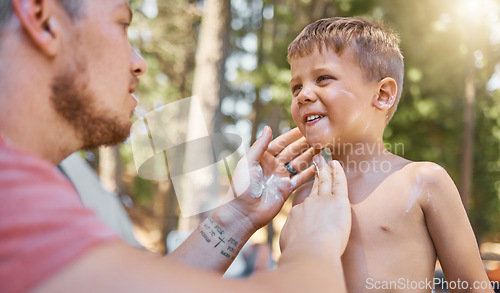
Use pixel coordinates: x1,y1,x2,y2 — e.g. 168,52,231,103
130,96,246,217
365,277,500,291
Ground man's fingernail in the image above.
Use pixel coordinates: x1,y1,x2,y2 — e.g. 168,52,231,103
259,127,267,138
314,155,325,168
312,161,319,175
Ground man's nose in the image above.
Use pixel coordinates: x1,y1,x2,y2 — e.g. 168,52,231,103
131,48,147,76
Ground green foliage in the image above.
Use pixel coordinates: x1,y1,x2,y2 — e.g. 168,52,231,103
125,0,500,238
227,0,500,238
131,176,155,206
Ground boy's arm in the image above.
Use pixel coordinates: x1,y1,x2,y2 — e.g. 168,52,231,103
422,163,493,293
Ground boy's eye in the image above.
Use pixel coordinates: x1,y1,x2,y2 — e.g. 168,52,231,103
317,75,332,83
291,84,302,96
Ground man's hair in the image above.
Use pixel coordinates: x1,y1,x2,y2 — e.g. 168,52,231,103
0,0,83,33
287,17,404,120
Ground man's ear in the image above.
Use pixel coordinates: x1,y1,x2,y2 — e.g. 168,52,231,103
373,77,398,111
12,0,62,57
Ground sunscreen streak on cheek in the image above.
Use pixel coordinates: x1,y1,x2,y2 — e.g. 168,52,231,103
338,89,355,99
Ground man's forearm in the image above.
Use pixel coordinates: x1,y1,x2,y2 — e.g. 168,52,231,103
167,206,256,273
244,246,346,293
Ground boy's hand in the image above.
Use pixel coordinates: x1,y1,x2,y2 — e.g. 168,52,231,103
280,155,351,257
214,126,316,236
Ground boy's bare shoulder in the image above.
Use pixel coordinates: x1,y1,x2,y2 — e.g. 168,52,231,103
401,161,452,184
400,161,460,205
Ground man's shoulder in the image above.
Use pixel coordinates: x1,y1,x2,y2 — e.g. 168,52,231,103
0,142,119,293
0,140,76,203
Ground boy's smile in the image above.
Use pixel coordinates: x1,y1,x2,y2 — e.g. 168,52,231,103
289,48,379,149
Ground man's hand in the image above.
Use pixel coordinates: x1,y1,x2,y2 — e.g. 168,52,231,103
214,126,316,237
280,155,351,258
172,126,316,273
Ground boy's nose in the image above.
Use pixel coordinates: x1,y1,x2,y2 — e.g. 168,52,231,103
297,86,317,104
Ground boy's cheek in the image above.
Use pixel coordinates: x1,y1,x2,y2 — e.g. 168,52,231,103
290,104,301,125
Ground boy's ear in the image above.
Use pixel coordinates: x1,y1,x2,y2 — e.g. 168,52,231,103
373,77,398,111
12,0,63,57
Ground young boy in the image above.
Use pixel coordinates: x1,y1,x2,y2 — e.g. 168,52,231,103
289,17,493,292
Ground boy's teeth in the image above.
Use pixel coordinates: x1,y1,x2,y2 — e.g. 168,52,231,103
306,115,323,122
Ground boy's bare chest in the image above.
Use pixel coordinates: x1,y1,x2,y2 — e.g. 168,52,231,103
346,174,428,238
341,173,436,292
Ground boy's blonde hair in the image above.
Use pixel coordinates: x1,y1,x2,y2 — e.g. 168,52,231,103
287,17,404,120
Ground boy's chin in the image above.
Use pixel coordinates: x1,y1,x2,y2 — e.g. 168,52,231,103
305,136,332,151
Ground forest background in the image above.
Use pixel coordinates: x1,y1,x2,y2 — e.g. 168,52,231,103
90,0,500,257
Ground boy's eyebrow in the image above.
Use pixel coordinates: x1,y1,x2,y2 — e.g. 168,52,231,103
289,67,336,86
311,67,334,74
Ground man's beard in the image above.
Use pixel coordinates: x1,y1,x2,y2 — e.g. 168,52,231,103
50,62,132,151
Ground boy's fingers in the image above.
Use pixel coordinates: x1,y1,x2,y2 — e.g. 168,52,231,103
246,126,272,163
331,160,348,198
267,128,303,157
315,155,333,198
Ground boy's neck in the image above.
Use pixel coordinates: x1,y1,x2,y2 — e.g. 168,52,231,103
329,139,393,175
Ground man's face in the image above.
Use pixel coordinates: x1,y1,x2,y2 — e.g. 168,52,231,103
289,48,378,150
51,0,146,150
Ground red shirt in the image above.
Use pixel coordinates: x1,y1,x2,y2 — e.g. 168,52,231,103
0,137,118,293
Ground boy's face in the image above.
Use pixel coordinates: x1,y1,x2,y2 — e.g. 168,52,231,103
289,47,379,149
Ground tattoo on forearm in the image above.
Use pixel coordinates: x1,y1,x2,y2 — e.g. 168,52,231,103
197,217,243,260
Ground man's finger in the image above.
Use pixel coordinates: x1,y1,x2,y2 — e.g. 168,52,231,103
290,164,315,192
246,126,272,163
267,128,303,157
276,137,309,163
331,160,348,198
315,155,333,198
286,147,319,173
310,163,320,197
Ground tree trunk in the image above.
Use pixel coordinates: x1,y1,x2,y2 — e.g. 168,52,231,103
178,0,231,231
99,145,122,194
459,46,475,209
250,1,266,144
154,180,179,254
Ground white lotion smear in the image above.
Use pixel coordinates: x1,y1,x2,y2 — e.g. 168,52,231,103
261,175,294,206
249,164,265,198
338,89,356,99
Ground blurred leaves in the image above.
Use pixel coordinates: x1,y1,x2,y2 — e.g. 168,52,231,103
125,0,500,239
